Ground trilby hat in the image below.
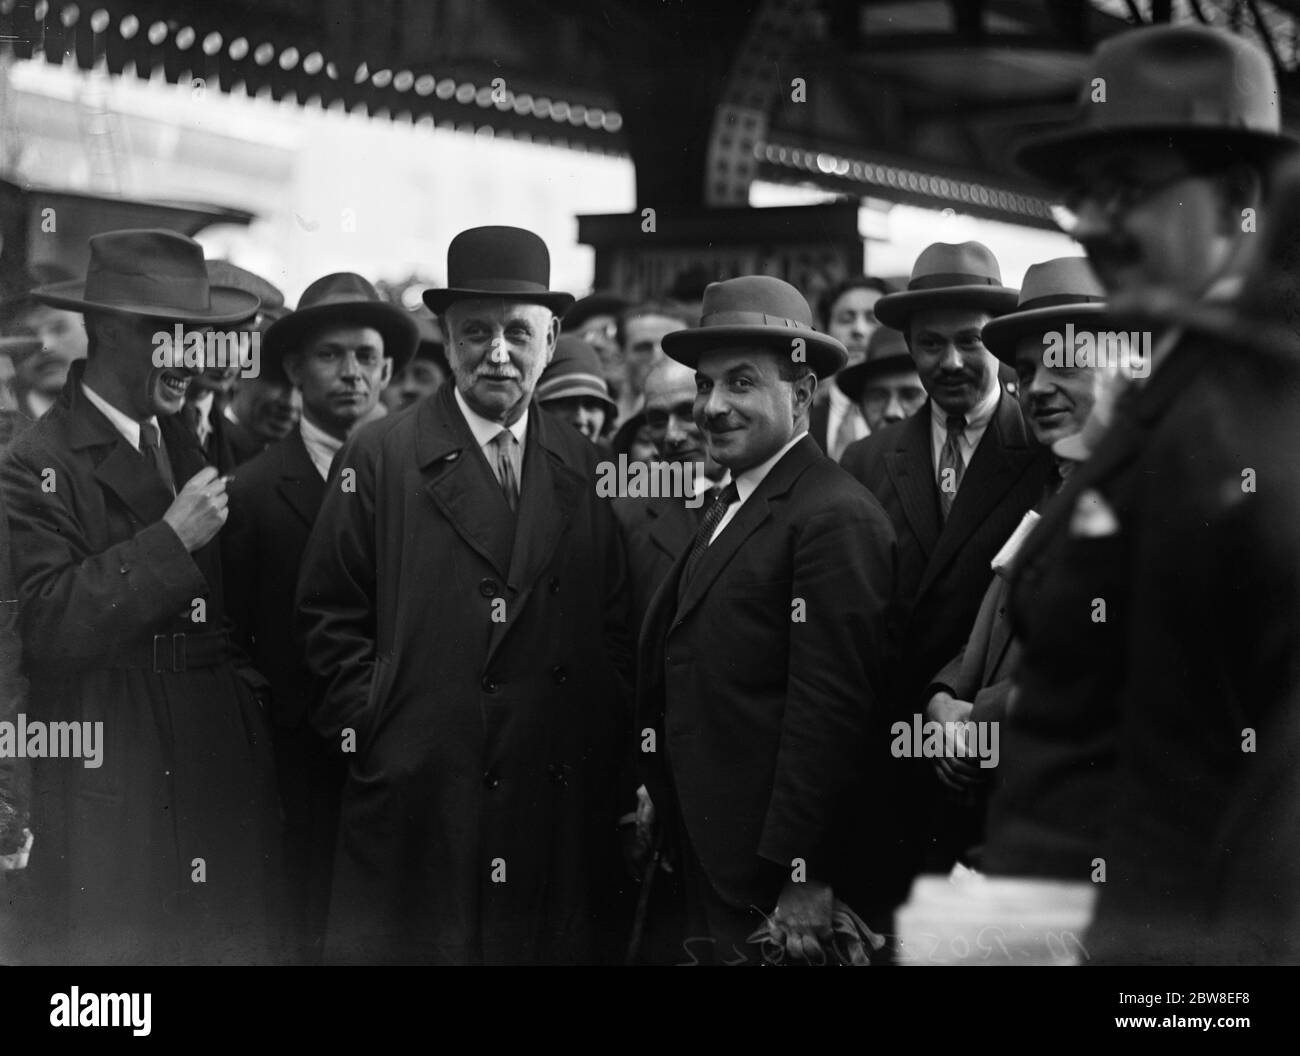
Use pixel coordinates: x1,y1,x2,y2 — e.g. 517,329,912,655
423,225,575,315
835,326,916,402
981,257,1108,364
873,242,1019,331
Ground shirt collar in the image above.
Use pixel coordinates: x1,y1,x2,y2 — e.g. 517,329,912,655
930,382,1000,432
80,381,157,451
734,431,808,504
454,386,528,448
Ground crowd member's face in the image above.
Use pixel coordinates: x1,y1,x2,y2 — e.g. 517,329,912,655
284,324,390,436
623,313,684,395
383,358,446,411
444,299,557,425
1013,332,1099,447
627,424,658,463
827,288,882,367
16,305,86,396
694,346,813,474
858,369,927,431
236,377,299,443
543,395,607,443
908,307,997,417
644,361,717,476
575,314,623,387
0,353,17,412
1063,144,1246,300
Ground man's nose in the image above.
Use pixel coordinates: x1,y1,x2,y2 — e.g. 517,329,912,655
884,392,904,422
487,336,511,364
339,351,364,378
937,342,963,371
664,412,689,444
1025,362,1055,395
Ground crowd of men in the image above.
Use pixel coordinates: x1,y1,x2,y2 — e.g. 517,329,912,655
1,22,1297,966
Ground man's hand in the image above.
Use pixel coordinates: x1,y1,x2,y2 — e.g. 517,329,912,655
0,828,33,872
925,691,984,791
771,878,833,963
621,785,656,880
163,467,230,552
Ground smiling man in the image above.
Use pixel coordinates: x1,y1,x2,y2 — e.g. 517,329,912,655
636,275,896,964
295,226,633,965
0,229,279,964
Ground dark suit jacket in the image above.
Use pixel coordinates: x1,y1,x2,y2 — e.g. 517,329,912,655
223,429,327,728
612,493,699,639
295,384,633,964
808,398,831,454
839,392,1051,707
985,336,1300,963
637,436,897,910
179,399,263,472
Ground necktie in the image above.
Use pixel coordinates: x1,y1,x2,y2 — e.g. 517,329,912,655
678,482,739,605
938,413,966,520
491,429,519,512
139,421,176,496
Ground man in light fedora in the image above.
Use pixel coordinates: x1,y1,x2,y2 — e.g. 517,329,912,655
834,325,927,435
985,22,1300,964
0,228,280,964
636,275,897,964
220,271,418,963
535,334,618,444
295,226,633,965
838,241,1053,896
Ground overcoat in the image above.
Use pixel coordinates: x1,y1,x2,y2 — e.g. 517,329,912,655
0,365,278,964
296,385,633,964
612,492,698,639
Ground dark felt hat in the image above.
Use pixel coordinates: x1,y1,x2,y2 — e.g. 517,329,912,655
874,242,1019,332
564,291,629,332
834,327,917,402
662,275,846,380
981,257,1109,364
423,225,575,315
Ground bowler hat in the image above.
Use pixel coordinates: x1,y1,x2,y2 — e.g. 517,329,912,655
981,257,1108,364
263,273,419,383
536,334,618,418
662,275,846,379
423,226,575,315
874,242,1019,331
1016,25,1297,185
835,327,916,402
32,229,260,325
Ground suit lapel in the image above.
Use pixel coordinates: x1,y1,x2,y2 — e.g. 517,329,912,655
648,496,697,563
884,407,942,561
918,393,1036,598
275,430,327,529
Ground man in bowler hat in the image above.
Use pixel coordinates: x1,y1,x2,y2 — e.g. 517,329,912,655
0,229,279,964
296,226,633,964
636,275,896,963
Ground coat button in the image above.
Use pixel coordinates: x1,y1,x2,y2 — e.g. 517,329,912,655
548,577,560,594
552,665,567,685
481,676,498,694
479,578,499,598
483,770,499,790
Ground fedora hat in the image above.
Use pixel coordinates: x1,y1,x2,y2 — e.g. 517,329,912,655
206,260,285,313
1016,25,1297,185
423,225,574,315
873,242,1019,331
662,275,846,380
263,273,419,383
835,326,916,402
535,334,617,418
32,229,260,325
981,257,1108,364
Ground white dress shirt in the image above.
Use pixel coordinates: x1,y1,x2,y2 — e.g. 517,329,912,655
826,383,869,462
454,387,528,488
189,390,215,447
300,414,345,481
709,430,808,545
81,382,157,452
929,384,1001,477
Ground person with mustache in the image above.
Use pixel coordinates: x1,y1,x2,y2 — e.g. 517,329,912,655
834,326,927,434
636,276,897,964
838,242,1053,901
0,264,88,420
220,272,417,964
981,23,1300,965
295,227,633,964
0,229,279,964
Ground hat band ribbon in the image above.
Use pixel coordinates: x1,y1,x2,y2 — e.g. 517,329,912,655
1016,293,1106,311
700,310,809,330
538,371,608,396
452,277,551,294
908,272,1001,291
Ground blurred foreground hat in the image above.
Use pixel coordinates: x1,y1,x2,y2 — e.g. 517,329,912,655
981,257,1108,364
663,276,846,380
31,229,260,325
535,335,617,417
264,273,419,383
423,226,574,315
1015,24,1296,185
835,327,915,402
874,242,1019,331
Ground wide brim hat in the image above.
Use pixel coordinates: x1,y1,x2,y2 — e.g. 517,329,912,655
263,272,419,383
835,326,916,402
32,229,260,325
663,275,846,380
205,260,285,312
874,241,1019,331
981,256,1109,364
536,334,618,418
423,225,574,315
1015,24,1298,185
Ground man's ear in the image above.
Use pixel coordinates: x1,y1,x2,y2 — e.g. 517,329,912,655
378,354,394,388
545,313,560,366
282,351,303,389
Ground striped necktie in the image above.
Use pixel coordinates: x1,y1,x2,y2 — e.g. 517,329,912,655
938,413,966,520
677,482,739,605
491,429,519,512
